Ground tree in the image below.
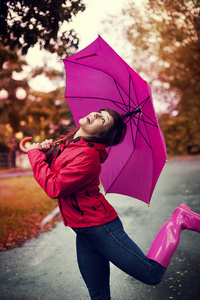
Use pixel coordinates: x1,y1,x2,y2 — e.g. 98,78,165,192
0,47,29,166
20,87,74,142
0,49,74,166
0,0,86,166
0,47,75,165
124,0,200,155
0,0,85,61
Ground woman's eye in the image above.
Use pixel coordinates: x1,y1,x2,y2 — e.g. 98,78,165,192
102,118,105,124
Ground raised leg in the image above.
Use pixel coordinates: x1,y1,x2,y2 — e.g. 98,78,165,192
147,203,200,268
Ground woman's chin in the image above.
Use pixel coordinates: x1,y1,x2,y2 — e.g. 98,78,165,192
79,118,85,125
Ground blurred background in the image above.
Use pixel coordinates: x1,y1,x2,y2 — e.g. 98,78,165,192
0,0,200,169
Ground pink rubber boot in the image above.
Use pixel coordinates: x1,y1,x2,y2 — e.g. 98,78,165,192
146,203,200,268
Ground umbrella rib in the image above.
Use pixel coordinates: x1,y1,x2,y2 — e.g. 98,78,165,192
105,146,136,194
121,59,141,108
113,79,130,111
118,58,140,108
75,54,98,60
125,110,155,149
130,112,158,128
139,95,149,108
131,117,152,149
138,95,158,127
64,60,138,110
124,112,139,149
130,116,144,149
130,116,136,149
123,108,157,128
65,95,134,114
140,112,158,127
129,75,131,111
129,74,140,107
140,118,158,127
140,114,153,149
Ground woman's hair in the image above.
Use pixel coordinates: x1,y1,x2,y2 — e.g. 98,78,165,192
93,108,126,146
66,108,127,146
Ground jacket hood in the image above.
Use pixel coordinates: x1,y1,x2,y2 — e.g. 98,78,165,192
59,136,108,164
91,142,108,163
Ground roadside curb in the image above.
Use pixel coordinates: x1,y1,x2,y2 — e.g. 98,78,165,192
40,206,60,228
0,170,33,179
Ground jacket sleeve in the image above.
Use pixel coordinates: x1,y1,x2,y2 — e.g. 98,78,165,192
28,148,100,199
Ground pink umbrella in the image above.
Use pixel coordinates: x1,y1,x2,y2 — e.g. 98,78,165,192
63,36,167,205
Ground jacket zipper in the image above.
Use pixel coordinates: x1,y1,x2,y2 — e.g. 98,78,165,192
58,199,68,225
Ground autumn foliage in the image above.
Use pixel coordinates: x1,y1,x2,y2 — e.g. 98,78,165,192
0,176,61,251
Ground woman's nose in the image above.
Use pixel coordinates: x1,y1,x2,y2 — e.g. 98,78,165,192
94,113,100,119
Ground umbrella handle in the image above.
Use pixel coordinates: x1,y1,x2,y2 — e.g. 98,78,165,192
19,137,68,154
19,137,33,153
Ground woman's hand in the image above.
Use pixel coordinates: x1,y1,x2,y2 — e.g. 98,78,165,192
39,139,55,158
28,139,55,159
27,143,42,150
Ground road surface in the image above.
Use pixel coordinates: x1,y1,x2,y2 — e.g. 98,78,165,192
0,156,200,299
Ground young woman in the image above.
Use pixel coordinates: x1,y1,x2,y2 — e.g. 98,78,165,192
27,108,200,300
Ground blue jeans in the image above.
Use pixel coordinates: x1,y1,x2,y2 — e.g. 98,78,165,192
72,217,166,300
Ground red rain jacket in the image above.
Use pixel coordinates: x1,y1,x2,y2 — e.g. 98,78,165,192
28,137,118,227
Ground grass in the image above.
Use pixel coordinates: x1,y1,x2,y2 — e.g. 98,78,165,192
0,176,61,251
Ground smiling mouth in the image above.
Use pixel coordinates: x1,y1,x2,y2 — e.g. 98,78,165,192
87,117,91,124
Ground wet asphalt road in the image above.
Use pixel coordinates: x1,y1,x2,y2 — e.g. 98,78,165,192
0,156,200,300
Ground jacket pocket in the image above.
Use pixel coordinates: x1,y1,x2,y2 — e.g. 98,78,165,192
100,200,107,212
71,193,84,215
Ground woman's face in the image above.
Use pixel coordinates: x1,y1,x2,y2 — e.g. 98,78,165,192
79,111,114,137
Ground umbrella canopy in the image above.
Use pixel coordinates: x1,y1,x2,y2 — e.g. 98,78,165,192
63,36,167,205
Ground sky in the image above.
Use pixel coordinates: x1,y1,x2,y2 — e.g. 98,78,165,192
26,0,137,92
24,0,166,112
1,1,133,100
68,0,130,50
